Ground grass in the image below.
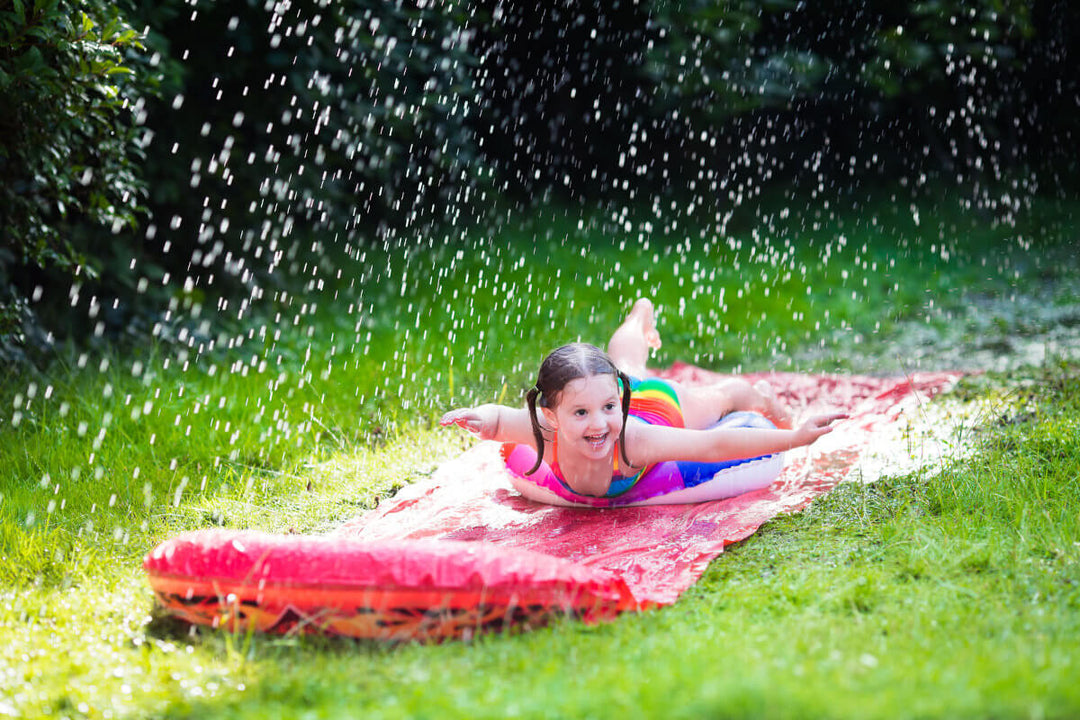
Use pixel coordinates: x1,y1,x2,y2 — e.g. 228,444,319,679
1,187,1078,718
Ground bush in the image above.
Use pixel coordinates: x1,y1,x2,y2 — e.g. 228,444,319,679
1,0,487,352
0,0,154,343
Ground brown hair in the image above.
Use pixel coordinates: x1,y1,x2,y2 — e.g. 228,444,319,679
524,343,633,475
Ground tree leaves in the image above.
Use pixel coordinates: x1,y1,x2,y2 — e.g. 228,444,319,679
1,0,150,340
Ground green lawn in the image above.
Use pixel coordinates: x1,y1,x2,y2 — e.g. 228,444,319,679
2,190,1078,718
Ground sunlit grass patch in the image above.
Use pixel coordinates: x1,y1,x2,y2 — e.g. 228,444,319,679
0,192,1078,718
170,426,467,536
1,571,247,719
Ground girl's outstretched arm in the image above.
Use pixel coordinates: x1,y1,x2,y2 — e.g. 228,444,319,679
626,413,848,467
439,405,544,446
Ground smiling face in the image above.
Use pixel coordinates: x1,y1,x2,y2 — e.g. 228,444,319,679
542,373,624,460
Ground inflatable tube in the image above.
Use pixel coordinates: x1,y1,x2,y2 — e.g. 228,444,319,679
502,411,784,508
144,530,635,642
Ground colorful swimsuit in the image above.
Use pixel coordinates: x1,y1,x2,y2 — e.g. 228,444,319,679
501,377,784,508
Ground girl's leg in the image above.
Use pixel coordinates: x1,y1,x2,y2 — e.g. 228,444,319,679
673,378,793,429
608,298,792,428
608,299,662,378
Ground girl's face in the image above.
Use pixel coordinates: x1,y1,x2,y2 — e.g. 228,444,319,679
542,374,623,460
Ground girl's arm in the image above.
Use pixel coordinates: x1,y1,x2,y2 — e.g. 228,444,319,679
625,413,847,467
439,404,547,447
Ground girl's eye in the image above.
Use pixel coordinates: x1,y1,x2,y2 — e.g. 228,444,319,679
575,409,587,417
604,403,616,411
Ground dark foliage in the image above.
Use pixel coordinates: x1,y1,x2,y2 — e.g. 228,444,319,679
0,0,155,343
1,0,1077,353
126,0,484,303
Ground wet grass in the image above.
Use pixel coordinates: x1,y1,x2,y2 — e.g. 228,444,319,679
1,189,1078,718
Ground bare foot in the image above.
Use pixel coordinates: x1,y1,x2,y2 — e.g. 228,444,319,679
753,380,793,429
609,298,663,377
627,298,662,350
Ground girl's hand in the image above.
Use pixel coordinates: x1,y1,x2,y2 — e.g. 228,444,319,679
794,412,848,447
439,407,499,440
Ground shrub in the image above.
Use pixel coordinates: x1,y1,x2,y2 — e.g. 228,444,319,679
0,0,154,343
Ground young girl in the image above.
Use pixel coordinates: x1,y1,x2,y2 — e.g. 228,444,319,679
440,299,845,500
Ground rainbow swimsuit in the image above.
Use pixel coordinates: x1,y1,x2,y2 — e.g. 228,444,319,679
501,377,783,508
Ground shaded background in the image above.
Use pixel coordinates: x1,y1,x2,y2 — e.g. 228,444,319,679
2,0,1077,356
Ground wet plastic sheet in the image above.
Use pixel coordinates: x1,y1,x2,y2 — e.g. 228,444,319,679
336,367,962,608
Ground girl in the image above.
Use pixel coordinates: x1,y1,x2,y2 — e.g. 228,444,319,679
440,299,845,500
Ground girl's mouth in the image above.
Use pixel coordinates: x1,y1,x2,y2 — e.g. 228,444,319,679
584,432,609,450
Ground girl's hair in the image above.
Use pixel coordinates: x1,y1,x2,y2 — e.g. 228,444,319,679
524,343,633,475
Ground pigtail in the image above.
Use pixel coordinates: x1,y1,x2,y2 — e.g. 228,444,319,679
525,387,545,475
616,369,633,469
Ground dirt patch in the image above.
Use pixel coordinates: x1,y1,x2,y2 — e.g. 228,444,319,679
797,273,1080,375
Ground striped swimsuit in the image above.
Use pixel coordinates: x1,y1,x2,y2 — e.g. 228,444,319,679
549,377,684,497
